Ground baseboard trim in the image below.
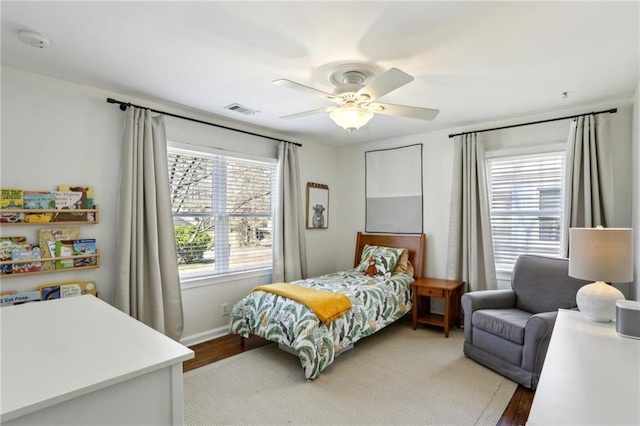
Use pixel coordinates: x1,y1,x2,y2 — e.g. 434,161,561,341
181,325,229,347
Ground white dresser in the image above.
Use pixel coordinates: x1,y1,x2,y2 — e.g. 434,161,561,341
527,309,640,425
1,295,194,425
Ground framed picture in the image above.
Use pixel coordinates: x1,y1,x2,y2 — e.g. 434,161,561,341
306,182,329,229
365,144,423,233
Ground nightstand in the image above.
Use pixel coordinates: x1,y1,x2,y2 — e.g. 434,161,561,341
411,277,465,337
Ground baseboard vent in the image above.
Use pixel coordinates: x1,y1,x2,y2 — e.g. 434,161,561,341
224,103,260,115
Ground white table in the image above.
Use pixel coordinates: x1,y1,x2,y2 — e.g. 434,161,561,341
527,309,640,425
1,295,194,425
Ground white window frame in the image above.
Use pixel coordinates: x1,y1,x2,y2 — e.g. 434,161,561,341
485,143,566,282
167,141,277,287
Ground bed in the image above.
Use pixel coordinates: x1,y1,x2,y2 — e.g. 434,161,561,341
229,232,426,380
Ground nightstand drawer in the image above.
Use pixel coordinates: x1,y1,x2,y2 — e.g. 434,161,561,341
416,287,444,298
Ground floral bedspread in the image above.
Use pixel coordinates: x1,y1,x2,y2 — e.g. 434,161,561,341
229,270,413,379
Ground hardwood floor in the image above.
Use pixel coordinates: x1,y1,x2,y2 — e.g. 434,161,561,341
184,332,534,426
498,385,535,426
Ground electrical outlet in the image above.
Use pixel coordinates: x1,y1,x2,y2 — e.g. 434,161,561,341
222,303,229,316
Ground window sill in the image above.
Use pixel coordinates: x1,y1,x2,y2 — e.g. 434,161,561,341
180,267,272,289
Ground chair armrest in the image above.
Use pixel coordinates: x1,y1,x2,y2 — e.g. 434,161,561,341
461,289,516,342
521,311,558,385
461,289,516,313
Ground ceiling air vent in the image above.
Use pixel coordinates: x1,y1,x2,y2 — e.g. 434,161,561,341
224,103,260,116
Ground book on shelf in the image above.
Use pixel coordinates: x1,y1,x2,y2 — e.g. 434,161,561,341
56,185,94,222
39,284,61,300
54,240,75,269
1,188,24,223
1,188,23,209
38,227,80,270
11,245,43,273
0,292,17,306
23,191,55,223
0,290,41,307
23,191,55,209
72,238,97,267
59,185,94,208
53,190,83,209
0,236,27,275
39,281,97,301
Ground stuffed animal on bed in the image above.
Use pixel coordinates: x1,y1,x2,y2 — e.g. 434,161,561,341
365,256,377,277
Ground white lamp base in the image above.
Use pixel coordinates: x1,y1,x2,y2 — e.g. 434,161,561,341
576,281,625,322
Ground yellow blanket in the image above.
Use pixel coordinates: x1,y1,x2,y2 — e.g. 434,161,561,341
253,282,352,324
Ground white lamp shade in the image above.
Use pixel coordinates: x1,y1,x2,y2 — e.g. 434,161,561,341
569,227,633,322
329,105,374,132
569,227,633,283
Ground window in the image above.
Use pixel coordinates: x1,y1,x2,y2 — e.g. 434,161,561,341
167,143,276,281
486,147,565,274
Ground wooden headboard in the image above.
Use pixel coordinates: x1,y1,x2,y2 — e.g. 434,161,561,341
353,232,426,279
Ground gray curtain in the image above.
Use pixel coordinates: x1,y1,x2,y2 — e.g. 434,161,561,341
273,141,307,282
115,107,184,341
446,133,497,292
561,113,614,256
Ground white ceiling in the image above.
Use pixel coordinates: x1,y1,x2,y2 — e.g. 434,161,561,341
1,1,638,146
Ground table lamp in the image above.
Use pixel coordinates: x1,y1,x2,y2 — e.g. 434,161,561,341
569,227,633,322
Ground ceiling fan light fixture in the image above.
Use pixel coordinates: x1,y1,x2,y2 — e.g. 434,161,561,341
329,104,374,133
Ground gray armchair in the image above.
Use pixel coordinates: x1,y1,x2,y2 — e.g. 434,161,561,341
461,254,590,389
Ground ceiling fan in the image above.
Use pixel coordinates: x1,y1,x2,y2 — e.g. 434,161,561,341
273,64,439,133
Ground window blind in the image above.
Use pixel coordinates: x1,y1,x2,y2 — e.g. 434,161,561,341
168,150,275,279
487,151,565,272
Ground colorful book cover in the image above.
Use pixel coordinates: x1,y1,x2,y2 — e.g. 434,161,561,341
0,291,41,306
0,188,23,209
23,191,55,209
58,185,94,208
39,284,61,301
54,240,75,269
72,238,97,267
0,237,27,275
52,191,83,209
23,191,55,223
0,212,24,223
38,228,80,270
60,281,97,297
11,245,43,273
1,188,24,223
39,281,97,300
56,185,93,221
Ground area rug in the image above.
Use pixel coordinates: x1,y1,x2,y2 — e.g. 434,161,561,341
183,318,517,425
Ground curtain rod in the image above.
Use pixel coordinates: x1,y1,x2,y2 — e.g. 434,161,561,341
106,97,302,147
448,108,618,139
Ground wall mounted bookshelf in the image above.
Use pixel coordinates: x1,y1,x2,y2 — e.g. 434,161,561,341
0,251,100,278
0,206,99,225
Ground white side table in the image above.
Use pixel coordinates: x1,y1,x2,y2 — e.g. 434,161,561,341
527,309,640,425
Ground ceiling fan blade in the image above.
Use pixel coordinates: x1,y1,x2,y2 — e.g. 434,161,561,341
280,106,336,119
356,68,414,102
372,103,440,121
273,79,341,104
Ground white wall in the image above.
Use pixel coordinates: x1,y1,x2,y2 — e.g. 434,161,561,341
0,67,340,345
2,65,636,348
335,99,636,305
1,68,122,303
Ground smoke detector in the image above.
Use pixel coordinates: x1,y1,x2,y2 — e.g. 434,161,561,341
17,30,50,49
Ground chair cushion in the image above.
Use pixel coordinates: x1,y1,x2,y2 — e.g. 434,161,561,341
472,308,532,344
511,254,590,313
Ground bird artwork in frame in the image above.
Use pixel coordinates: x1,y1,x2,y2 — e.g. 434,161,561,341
306,182,329,229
